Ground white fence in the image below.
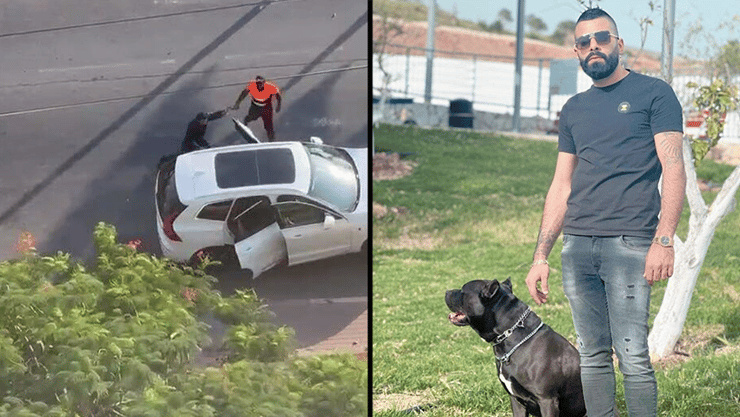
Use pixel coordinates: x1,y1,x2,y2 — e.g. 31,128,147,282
373,51,563,119
373,46,740,143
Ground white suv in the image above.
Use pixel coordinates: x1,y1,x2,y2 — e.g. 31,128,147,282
155,122,367,278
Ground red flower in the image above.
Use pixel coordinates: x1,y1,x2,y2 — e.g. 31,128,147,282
126,239,142,250
181,287,198,304
16,231,36,253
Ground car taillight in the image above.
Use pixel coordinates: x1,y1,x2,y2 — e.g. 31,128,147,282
163,212,183,242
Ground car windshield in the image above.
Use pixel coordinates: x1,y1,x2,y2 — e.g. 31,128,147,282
302,143,359,212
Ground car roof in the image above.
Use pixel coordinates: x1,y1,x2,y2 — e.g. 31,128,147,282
174,142,311,205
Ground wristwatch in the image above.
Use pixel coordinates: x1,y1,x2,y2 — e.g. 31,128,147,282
652,235,674,248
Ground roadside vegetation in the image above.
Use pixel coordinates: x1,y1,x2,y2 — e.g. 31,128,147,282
372,124,740,416
0,223,366,417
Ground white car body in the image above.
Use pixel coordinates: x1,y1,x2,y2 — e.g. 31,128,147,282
154,131,367,279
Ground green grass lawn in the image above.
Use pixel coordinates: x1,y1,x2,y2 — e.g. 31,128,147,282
372,124,740,416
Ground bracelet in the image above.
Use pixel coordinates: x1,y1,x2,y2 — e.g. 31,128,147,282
531,259,549,268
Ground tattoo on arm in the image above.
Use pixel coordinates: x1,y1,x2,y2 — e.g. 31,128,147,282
655,132,686,238
534,229,559,259
658,132,683,169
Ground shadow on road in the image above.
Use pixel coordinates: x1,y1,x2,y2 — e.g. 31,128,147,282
39,66,367,345
280,11,367,94
222,62,361,146
38,70,220,261
10,4,368,348
0,1,272,227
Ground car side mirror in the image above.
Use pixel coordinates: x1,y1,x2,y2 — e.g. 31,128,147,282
323,214,335,229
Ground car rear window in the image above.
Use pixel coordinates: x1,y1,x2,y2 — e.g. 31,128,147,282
156,158,187,220
214,148,295,189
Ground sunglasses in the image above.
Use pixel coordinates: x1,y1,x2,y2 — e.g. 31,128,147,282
575,30,619,50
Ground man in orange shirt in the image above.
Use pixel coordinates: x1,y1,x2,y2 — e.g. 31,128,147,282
231,75,282,141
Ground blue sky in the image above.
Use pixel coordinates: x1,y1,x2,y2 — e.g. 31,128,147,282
432,0,740,56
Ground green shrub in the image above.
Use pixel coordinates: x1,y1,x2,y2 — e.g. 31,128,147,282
0,222,366,417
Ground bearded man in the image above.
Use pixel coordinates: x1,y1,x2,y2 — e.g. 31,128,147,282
525,7,686,417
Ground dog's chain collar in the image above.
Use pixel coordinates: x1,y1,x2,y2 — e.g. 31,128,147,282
492,307,532,345
492,307,545,363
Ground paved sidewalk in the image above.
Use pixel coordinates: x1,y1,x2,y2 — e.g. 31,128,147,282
297,309,368,360
198,307,368,366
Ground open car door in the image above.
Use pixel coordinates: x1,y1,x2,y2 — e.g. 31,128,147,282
226,196,286,278
274,198,353,265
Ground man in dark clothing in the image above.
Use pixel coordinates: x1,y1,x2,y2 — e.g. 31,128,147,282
180,109,228,154
525,8,685,417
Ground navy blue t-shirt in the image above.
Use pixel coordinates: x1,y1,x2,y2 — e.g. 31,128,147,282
558,71,683,238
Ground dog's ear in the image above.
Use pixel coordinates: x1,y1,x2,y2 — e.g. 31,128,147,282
502,277,512,291
482,280,500,298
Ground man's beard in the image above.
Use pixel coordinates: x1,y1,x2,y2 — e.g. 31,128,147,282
580,48,620,80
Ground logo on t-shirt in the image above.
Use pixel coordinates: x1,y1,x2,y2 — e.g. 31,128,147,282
618,102,631,113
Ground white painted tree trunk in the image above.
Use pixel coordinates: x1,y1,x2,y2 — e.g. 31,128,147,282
372,14,400,126
378,71,392,123
373,51,389,125
648,137,740,358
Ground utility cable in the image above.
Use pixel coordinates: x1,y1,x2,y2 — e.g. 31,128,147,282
0,58,367,88
0,64,368,118
0,0,304,39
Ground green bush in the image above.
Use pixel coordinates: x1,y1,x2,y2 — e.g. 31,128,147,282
0,223,366,417
290,354,369,417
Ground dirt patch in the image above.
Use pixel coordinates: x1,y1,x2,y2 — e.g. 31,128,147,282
697,179,722,193
372,152,414,224
724,286,740,303
652,323,727,369
373,202,388,218
707,143,740,166
384,232,444,251
716,344,740,356
373,388,436,413
373,152,417,181
373,202,410,219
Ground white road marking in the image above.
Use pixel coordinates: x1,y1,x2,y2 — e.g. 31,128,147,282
38,59,176,74
313,117,342,127
39,62,134,73
224,50,307,60
267,296,367,306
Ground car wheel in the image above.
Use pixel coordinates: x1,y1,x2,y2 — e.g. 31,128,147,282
191,246,239,271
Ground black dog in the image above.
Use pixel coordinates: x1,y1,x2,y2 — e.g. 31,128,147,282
445,278,586,417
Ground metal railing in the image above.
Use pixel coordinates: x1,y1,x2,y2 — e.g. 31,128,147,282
373,43,740,143
373,43,555,119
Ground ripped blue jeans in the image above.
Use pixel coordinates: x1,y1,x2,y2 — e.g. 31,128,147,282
561,234,656,417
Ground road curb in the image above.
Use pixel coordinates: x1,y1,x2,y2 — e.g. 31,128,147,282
297,309,368,360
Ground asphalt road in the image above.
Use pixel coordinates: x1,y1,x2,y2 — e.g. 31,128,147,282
0,0,368,349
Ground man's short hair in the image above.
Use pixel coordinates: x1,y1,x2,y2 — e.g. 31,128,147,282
255,75,265,82
576,8,618,37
